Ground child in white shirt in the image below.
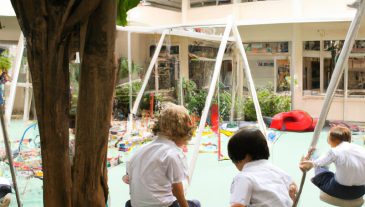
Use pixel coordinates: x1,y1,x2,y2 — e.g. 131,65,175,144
228,127,297,207
123,103,200,207
300,126,365,200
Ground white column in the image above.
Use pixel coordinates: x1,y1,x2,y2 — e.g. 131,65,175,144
132,30,167,115
5,33,25,123
188,18,233,184
182,0,190,24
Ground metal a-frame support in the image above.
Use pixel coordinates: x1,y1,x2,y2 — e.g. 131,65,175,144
188,17,267,184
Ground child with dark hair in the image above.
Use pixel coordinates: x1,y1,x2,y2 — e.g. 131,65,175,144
123,103,200,207
300,126,365,200
228,127,297,207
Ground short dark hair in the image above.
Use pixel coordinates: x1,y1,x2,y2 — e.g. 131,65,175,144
227,127,269,163
329,126,351,142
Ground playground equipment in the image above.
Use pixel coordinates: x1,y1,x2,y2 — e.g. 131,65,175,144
270,110,317,132
118,16,268,187
293,1,365,206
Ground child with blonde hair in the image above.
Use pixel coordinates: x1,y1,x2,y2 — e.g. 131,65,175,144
123,103,200,207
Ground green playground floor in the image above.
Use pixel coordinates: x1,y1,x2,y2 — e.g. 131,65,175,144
4,120,365,207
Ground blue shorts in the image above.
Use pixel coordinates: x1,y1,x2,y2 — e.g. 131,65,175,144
125,199,201,207
311,167,365,200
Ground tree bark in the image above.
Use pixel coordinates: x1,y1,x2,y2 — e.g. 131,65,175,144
10,0,117,206
11,1,73,206
72,0,116,206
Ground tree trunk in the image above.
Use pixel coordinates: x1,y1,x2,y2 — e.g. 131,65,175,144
72,0,116,206
14,2,73,206
10,0,117,206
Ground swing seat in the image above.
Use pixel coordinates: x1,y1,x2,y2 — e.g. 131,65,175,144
320,191,364,207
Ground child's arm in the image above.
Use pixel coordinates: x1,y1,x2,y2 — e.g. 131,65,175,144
300,150,336,172
172,182,189,207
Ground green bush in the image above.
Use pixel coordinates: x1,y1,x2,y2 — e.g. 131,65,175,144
115,81,142,116
183,79,243,121
0,51,11,72
243,86,291,121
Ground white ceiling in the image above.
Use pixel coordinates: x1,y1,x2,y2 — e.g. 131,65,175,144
0,0,16,16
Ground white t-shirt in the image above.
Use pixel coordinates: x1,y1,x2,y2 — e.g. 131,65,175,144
127,136,188,207
313,141,365,186
230,160,293,207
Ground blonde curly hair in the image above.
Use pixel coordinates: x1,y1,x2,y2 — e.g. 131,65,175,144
152,103,194,142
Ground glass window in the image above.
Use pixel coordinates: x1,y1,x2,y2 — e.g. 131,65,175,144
324,40,344,52
303,57,320,91
352,40,365,53
348,57,365,96
190,0,232,8
277,59,290,92
188,45,218,89
324,58,344,95
303,41,320,51
148,45,180,90
244,42,288,54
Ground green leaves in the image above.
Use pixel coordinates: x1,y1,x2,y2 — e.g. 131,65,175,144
118,58,142,80
116,0,140,26
243,86,291,121
0,51,11,72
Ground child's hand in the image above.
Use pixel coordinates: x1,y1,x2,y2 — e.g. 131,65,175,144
299,158,314,172
122,174,130,184
288,182,297,201
304,147,316,160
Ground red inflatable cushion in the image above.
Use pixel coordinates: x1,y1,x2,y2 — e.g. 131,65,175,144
270,110,316,132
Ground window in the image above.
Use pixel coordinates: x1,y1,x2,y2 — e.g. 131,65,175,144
324,58,344,95
148,45,180,90
352,40,365,53
188,45,218,89
276,59,290,92
303,41,320,51
190,0,232,8
348,57,365,96
303,57,320,92
244,42,288,54
303,40,365,97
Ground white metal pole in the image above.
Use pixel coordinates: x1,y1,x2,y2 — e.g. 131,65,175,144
23,66,30,121
188,18,233,183
310,1,365,148
132,30,167,115
232,24,267,136
5,33,25,123
127,32,133,132
179,62,184,106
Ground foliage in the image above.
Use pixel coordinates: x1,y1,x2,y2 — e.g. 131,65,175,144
118,58,142,80
243,85,291,121
115,81,142,116
116,0,140,26
69,63,80,116
0,51,11,72
183,79,206,115
183,79,243,120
